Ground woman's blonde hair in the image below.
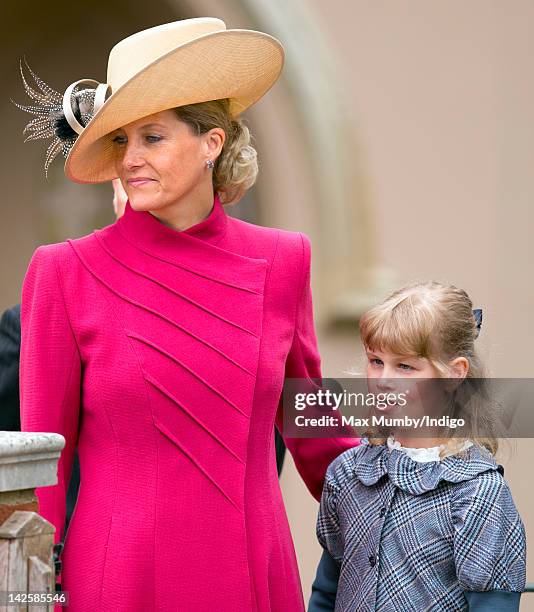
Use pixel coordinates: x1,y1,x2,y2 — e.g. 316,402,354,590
359,280,498,457
174,99,258,205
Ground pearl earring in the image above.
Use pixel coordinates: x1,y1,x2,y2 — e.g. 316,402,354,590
206,159,214,169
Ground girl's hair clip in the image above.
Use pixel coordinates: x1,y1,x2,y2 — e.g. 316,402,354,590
472,308,483,339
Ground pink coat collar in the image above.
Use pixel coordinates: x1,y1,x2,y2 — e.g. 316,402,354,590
119,192,228,246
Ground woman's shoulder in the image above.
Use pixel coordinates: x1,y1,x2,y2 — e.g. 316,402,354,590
227,217,311,280
28,234,88,265
228,216,308,252
26,241,71,275
25,226,109,283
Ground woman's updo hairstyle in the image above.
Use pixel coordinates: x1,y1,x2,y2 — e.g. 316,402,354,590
173,98,258,205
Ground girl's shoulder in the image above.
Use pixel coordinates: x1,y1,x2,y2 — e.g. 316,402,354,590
325,442,387,490
390,442,507,496
448,456,520,519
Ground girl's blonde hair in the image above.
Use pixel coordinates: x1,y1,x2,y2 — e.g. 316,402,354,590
359,280,498,457
174,99,258,205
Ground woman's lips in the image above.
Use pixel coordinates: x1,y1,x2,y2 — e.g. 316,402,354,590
128,179,155,187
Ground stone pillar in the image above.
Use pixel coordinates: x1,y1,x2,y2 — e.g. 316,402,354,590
0,432,64,610
0,432,64,525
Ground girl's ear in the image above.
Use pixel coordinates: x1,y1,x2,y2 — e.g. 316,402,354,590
448,357,469,379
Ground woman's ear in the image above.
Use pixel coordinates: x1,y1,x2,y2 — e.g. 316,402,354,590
204,127,225,159
448,357,469,379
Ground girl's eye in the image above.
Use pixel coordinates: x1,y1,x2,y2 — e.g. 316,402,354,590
370,358,383,366
399,363,413,371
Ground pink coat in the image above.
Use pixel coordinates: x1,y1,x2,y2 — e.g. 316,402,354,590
20,194,359,611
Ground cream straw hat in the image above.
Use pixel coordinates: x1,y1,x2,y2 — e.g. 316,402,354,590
13,18,284,183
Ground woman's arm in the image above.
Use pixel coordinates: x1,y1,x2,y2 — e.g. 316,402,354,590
275,232,359,501
20,244,81,551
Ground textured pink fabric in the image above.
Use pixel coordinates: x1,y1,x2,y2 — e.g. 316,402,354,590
20,194,359,611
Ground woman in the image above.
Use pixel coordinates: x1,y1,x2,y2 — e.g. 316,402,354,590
17,18,358,611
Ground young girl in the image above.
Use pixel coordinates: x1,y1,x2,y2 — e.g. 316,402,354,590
308,281,527,611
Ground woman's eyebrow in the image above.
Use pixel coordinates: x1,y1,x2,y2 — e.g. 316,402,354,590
137,123,168,130
112,123,168,135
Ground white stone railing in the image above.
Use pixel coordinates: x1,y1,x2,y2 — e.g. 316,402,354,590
0,432,64,611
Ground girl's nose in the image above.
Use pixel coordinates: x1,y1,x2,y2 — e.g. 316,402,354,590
378,363,407,384
376,374,396,392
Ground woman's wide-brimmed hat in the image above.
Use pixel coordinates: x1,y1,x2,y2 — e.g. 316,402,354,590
13,18,284,183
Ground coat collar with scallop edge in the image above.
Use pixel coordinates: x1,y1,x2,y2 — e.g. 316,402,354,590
351,440,500,495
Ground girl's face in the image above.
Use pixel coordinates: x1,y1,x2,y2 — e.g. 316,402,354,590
365,347,452,424
111,109,224,216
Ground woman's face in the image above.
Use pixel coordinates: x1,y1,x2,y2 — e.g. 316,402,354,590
111,109,223,215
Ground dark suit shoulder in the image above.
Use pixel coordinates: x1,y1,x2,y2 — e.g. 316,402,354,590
0,304,21,430
0,305,21,355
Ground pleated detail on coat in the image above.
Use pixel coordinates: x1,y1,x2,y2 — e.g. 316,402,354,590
68,216,267,514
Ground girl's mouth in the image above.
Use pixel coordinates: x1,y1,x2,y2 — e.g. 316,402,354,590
376,402,398,412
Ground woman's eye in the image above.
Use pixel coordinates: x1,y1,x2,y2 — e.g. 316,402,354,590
111,135,161,144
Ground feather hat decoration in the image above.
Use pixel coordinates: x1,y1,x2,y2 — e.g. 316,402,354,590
12,58,110,178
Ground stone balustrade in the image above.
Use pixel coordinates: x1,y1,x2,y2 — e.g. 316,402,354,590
0,432,64,611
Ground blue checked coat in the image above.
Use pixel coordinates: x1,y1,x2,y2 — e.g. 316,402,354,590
314,441,526,611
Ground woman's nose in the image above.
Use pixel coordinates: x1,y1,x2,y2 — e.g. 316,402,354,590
121,142,145,170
